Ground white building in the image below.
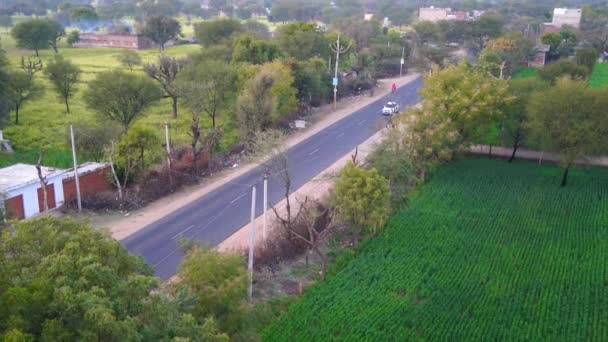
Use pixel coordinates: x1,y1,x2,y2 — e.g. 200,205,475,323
0,163,67,219
0,162,112,220
552,8,582,28
419,7,450,22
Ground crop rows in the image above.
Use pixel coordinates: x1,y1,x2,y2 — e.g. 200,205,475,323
264,158,608,341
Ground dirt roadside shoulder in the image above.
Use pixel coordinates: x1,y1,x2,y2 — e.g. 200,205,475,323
95,74,420,240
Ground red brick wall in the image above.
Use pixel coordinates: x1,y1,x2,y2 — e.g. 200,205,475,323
37,184,56,211
5,195,24,220
63,167,114,203
74,34,155,50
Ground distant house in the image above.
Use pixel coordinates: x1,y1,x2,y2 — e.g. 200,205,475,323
551,8,582,28
73,33,155,50
529,44,551,67
542,8,582,33
419,7,481,22
419,7,450,22
1,162,112,220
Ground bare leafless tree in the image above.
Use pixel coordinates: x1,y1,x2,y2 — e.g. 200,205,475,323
144,55,190,118
248,129,301,240
35,151,49,214
106,140,133,202
21,56,43,78
189,113,221,175
290,197,337,280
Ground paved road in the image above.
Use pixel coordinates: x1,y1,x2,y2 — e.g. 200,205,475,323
123,78,423,278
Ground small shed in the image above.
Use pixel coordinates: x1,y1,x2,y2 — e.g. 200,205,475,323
1,162,113,220
1,164,67,219
529,44,551,67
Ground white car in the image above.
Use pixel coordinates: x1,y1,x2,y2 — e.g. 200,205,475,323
382,102,399,115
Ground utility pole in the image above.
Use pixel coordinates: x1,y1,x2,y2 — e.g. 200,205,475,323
330,34,352,110
69,125,82,212
247,185,256,299
400,46,405,77
263,174,268,243
164,122,171,168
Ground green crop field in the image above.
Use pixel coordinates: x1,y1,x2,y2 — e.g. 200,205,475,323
589,63,608,88
264,158,608,340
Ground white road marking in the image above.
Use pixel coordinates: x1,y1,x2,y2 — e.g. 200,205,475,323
336,132,345,139
230,193,247,204
171,225,195,240
357,119,367,125
308,148,320,155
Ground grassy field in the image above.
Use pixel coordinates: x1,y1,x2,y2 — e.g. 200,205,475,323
264,158,608,340
589,63,608,88
0,26,233,168
512,66,538,79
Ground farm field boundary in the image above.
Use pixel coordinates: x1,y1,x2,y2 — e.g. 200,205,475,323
264,158,608,340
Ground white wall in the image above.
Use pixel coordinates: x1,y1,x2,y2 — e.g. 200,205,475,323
6,175,65,218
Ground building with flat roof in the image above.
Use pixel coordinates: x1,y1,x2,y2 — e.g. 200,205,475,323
551,8,582,28
1,162,112,220
419,7,450,22
73,33,155,50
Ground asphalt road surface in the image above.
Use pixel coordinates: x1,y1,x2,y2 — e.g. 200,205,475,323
123,77,423,278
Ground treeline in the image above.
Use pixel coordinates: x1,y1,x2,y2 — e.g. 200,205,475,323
0,216,285,340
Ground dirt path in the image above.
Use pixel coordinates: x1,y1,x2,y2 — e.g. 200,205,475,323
94,74,420,240
470,145,608,167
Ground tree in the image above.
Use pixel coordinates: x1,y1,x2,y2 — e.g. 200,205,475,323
413,20,443,46
276,22,329,61
0,216,223,340
144,55,189,118
84,70,162,132
0,15,13,33
231,35,283,65
482,33,533,77
66,30,79,46
541,32,562,58
177,246,248,335
527,77,608,186
0,47,11,127
470,12,504,51
367,134,417,208
118,125,160,172
116,49,142,71
140,15,181,51
10,19,53,56
332,16,380,49
177,60,234,129
236,69,277,143
538,58,589,84
333,162,390,240
291,57,330,108
292,198,337,280
503,78,549,162
71,123,120,161
400,64,511,177
7,69,43,124
47,19,64,53
70,6,98,30
194,18,243,47
439,19,471,45
580,6,608,53
575,48,598,71
44,55,81,113
263,61,298,121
